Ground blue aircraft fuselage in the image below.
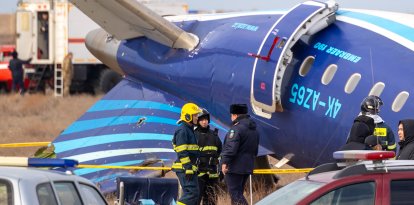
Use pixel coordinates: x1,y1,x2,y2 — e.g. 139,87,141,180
115,11,414,167
54,1,414,192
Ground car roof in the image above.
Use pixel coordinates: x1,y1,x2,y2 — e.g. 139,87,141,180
304,170,337,183
302,159,414,184
0,166,93,185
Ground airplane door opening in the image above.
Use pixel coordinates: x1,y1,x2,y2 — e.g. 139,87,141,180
250,1,338,119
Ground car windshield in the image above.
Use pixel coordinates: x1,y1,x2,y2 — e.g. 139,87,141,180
256,180,324,205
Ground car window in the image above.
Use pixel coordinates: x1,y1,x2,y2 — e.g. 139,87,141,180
0,179,13,205
391,180,414,205
79,183,107,205
256,180,324,205
54,182,82,205
37,183,58,205
311,181,375,205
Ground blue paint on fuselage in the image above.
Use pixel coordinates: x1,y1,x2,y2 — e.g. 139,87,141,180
116,12,414,168
118,14,277,121
253,4,323,106
54,133,173,153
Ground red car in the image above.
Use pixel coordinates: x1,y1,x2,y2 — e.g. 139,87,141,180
257,150,414,205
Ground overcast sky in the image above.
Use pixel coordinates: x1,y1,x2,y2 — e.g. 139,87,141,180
1,0,413,14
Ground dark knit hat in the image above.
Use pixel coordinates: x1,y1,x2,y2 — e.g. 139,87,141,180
339,142,366,151
12,51,18,58
230,104,248,114
365,135,380,147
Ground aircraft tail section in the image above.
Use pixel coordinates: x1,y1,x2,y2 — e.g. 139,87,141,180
69,0,199,50
51,78,227,193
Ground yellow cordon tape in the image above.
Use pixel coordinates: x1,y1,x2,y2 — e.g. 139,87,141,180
0,142,314,174
0,142,50,148
78,164,313,174
254,168,314,174
77,164,171,171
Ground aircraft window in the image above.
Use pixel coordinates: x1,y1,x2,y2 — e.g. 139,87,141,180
392,91,409,112
321,64,337,85
344,73,361,94
299,56,314,77
369,82,385,96
278,37,287,49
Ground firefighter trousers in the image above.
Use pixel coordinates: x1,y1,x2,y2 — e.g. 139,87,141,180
176,172,199,205
198,174,219,205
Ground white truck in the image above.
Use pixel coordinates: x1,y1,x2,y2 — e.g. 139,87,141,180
15,0,188,96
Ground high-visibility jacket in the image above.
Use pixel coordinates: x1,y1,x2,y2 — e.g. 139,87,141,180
374,122,396,152
195,126,222,178
172,122,199,174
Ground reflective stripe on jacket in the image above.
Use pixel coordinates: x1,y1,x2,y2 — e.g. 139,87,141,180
172,122,199,172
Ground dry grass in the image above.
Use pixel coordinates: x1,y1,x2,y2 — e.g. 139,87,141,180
0,94,305,204
161,156,305,204
0,93,101,156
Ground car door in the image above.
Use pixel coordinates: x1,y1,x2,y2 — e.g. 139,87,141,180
382,171,414,205
299,174,384,205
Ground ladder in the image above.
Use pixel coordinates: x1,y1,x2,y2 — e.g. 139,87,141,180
28,66,47,94
54,63,63,97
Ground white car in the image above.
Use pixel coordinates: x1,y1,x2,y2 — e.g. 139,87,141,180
0,157,107,205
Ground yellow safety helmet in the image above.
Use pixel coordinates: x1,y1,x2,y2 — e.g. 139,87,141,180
180,103,202,123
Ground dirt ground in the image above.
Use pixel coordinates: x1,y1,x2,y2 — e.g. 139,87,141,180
0,93,305,204
0,93,101,156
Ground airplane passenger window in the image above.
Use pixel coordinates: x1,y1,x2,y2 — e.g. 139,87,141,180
299,56,314,77
321,64,337,85
369,82,385,96
344,73,361,94
278,37,287,48
392,91,409,112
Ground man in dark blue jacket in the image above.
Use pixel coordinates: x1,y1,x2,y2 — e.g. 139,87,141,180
221,104,260,205
8,51,31,94
172,102,202,205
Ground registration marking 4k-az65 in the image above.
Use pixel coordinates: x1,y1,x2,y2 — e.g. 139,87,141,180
289,83,342,119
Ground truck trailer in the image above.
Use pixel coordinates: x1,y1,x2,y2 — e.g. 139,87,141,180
15,0,188,96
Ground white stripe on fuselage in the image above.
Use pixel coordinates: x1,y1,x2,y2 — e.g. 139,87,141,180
342,9,414,28
166,10,285,22
337,15,414,51
167,8,414,51
64,148,174,162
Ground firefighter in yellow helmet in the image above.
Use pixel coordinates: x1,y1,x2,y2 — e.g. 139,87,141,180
172,102,202,205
